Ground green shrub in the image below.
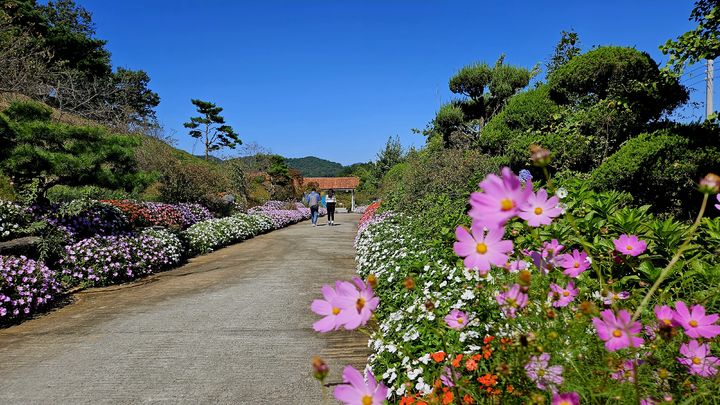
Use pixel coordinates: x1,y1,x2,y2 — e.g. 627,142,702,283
480,85,559,153
3,100,53,122
547,46,687,121
590,127,720,216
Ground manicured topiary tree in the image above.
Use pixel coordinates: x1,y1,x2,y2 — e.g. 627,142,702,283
0,100,148,204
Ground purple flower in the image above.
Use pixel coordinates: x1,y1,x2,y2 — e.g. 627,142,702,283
525,353,564,391
556,249,590,278
496,284,528,318
611,359,642,383
552,392,580,405
548,282,578,308
612,234,648,257
454,224,513,275
440,366,461,387
333,366,388,405
677,340,720,377
673,301,720,339
602,290,630,306
592,309,644,352
444,309,469,330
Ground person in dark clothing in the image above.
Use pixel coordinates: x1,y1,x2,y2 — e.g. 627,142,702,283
326,189,336,226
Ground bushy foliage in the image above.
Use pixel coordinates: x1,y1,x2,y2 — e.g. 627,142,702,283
0,255,63,323
0,102,150,201
45,199,130,240
381,148,508,211
590,127,720,216
58,229,183,287
480,85,559,154
547,47,688,122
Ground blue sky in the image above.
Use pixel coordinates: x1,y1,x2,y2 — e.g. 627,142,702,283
79,0,706,165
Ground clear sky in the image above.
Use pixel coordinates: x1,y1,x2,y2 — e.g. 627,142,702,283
78,0,707,165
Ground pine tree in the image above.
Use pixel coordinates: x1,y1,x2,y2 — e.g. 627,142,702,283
183,99,241,160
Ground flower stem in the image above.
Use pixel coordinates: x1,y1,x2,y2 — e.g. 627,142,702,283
631,193,709,322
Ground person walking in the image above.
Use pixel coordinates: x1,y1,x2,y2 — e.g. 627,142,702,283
326,189,337,226
305,187,321,226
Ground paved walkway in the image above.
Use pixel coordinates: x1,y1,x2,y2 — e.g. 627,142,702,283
0,213,367,404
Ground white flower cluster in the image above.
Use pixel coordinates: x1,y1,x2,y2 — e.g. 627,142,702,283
355,216,496,399
0,200,26,240
183,212,281,254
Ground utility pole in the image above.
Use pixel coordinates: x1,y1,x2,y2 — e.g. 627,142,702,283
707,58,714,119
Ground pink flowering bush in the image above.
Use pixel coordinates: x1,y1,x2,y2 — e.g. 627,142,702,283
321,168,720,403
0,255,63,324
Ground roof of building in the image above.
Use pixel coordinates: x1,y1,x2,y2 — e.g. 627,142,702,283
303,177,360,190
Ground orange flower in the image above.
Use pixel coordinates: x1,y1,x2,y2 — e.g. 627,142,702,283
442,391,454,405
483,349,492,359
431,351,446,363
462,394,475,404
471,353,482,361
417,402,428,405
451,354,463,368
464,358,478,371
506,385,514,393
477,373,498,387
399,396,416,405
433,379,442,389
483,336,495,344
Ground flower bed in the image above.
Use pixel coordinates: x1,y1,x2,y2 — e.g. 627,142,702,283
183,213,266,255
58,229,183,287
314,169,720,404
46,200,130,240
0,255,63,322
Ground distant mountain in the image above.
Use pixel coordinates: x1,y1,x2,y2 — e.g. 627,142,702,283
286,156,345,177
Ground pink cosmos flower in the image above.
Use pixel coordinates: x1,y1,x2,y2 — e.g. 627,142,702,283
611,359,642,383
551,392,580,405
469,167,532,228
333,365,388,405
715,194,720,211
677,340,720,377
454,223,513,275
525,353,564,391
601,290,630,306
496,284,528,318
592,309,644,352
542,239,564,258
311,282,345,332
528,250,553,275
518,188,563,227
654,305,677,328
334,277,380,330
673,301,720,339
640,399,657,405
613,234,648,257
548,282,578,308
556,249,591,278
444,309,469,330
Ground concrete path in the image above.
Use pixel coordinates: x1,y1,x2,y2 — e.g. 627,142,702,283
0,213,367,404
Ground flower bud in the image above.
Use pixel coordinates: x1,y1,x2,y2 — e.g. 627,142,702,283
311,356,329,382
529,144,552,167
699,173,720,194
518,269,532,287
366,274,377,289
579,301,597,315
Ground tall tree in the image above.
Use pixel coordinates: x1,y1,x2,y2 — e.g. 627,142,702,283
430,55,536,148
375,135,404,179
546,30,581,76
661,0,720,74
183,99,241,161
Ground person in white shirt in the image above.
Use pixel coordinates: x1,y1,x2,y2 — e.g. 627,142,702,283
326,189,337,226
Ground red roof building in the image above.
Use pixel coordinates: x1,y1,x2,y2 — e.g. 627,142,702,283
302,177,360,190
